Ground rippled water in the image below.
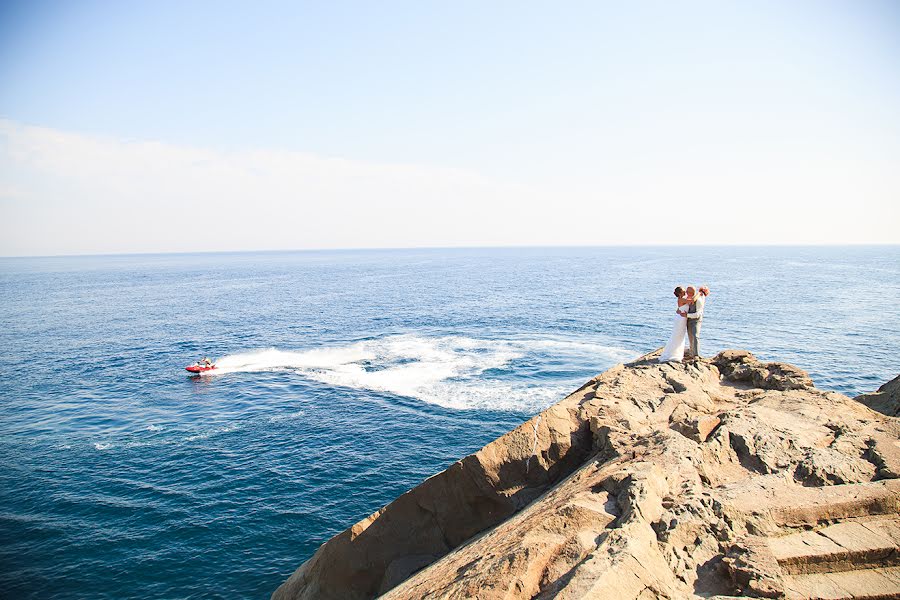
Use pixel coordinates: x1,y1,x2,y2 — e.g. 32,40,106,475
1,246,898,598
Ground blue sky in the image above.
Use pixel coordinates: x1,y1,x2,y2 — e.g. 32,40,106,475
1,1,899,255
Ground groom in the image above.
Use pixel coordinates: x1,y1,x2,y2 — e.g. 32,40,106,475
685,286,709,359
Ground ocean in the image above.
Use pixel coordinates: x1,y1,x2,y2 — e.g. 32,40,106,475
1,246,898,599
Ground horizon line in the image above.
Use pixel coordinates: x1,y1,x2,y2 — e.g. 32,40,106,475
2,242,898,260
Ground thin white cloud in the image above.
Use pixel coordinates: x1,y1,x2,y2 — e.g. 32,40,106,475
0,119,898,256
0,119,539,255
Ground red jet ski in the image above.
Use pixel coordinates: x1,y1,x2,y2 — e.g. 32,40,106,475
186,361,217,373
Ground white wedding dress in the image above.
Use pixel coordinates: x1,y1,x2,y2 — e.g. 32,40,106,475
659,304,688,362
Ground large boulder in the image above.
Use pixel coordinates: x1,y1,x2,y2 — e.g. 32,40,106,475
712,349,814,391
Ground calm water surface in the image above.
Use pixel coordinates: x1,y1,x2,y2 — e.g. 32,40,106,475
1,246,898,599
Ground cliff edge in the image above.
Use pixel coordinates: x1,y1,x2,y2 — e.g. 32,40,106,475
273,350,900,599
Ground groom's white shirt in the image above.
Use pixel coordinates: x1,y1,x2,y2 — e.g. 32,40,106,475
687,295,705,319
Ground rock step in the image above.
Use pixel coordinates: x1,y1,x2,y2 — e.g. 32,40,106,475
724,480,900,528
770,518,900,575
783,566,900,599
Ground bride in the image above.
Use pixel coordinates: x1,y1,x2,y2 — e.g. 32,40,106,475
659,286,691,362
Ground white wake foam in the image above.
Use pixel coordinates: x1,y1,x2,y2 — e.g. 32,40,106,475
208,335,634,411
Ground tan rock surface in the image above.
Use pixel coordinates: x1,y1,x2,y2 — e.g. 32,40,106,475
272,350,900,600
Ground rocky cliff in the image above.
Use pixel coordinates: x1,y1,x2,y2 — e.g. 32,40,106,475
272,351,900,600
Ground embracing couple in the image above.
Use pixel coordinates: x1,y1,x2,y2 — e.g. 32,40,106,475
659,285,710,363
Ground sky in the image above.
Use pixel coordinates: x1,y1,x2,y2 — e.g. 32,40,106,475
1,1,899,256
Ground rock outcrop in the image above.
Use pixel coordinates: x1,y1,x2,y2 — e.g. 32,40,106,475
856,375,900,418
272,350,900,600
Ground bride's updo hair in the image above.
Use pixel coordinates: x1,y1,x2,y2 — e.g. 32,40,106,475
674,286,684,297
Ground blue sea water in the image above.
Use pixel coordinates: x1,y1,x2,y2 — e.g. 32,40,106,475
0,246,898,599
